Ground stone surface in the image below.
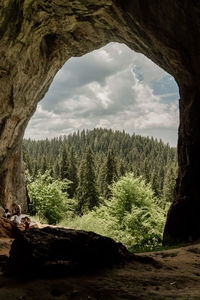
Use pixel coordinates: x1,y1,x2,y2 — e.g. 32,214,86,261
163,84,200,245
7,226,133,276
0,147,26,212
2,236,200,298
0,1,200,243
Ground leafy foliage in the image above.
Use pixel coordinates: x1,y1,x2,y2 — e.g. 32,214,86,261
27,171,70,224
109,174,154,221
59,173,168,251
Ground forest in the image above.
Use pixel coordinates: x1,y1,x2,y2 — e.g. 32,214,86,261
23,128,177,251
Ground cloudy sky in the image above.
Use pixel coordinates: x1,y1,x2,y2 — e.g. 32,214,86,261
25,42,179,146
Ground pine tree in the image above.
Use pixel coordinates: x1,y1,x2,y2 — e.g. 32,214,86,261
151,170,161,198
68,147,78,198
76,147,99,214
99,148,118,199
163,165,177,203
59,146,69,180
53,160,60,179
40,155,47,174
117,159,126,177
143,158,151,183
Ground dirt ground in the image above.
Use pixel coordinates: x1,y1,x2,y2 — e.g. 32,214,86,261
0,237,200,299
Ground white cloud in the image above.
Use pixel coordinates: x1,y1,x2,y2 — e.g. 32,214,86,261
25,43,179,146
132,54,166,83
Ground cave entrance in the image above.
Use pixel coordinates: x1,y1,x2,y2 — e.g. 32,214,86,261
23,42,179,251
1,0,199,246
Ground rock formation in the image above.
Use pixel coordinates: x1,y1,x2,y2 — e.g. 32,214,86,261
0,0,200,244
7,226,133,276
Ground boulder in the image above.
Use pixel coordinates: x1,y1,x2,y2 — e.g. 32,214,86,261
7,226,134,277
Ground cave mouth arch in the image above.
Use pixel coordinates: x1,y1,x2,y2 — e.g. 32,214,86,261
0,0,200,245
23,42,179,245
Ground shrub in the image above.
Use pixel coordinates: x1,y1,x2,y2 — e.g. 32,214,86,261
59,173,167,251
27,171,70,224
108,173,166,251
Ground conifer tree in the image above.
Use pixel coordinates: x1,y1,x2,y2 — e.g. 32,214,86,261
151,170,161,197
53,160,60,179
143,158,151,183
68,146,78,198
76,147,99,214
99,148,118,199
163,165,177,203
40,155,47,174
59,146,69,180
117,159,126,177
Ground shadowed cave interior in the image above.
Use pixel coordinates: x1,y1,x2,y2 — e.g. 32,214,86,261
0,0,200,271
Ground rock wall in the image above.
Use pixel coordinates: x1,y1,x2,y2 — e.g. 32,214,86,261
0,0,200,243
0,146,26,212
163,84,200,244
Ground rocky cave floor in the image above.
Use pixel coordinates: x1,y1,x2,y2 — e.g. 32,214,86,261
0,222,200,299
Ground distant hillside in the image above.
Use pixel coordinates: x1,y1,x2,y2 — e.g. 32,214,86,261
23,128,177,202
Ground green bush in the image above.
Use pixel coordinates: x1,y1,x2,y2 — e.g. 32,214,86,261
108,173,167,251
59,205,134,247
59,173,168,251
27,171,70,224
27,170,167,251
109,174,154,222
